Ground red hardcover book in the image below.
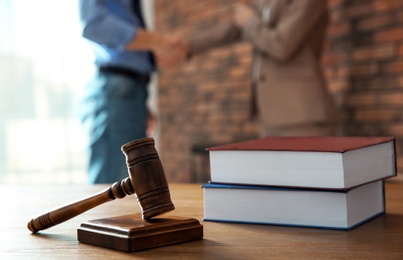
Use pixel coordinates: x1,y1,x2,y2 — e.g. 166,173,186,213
207,136,396,189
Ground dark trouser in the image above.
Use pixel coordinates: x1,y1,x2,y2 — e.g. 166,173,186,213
78,70,149,184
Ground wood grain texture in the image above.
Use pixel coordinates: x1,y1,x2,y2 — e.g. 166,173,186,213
78,214,203,252
27,177,135,233
1,177,403,259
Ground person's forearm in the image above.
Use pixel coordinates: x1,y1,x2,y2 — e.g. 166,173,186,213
125,29,162,51
125,29,189,69
186,22,240,56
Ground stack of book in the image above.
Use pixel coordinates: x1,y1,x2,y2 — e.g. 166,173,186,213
202,136,397,230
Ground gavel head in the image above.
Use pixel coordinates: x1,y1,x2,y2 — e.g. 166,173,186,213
121,138,175,219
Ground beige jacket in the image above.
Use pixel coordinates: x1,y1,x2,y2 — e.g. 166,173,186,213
188,0,335,128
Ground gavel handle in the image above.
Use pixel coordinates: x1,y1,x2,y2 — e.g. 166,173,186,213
27,177,134,233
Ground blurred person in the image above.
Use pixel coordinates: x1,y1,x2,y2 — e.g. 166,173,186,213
185,0,335,137
78,0,186,184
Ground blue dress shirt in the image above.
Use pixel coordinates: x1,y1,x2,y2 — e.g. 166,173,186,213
79,0,155,75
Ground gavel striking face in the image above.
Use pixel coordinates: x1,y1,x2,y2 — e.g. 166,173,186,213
27,137,175,233
122,138,175,219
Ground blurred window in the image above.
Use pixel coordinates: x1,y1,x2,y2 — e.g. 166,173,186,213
0,0,94,184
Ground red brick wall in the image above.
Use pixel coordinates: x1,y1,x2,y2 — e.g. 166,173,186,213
155,0,403,182
323,0,403,174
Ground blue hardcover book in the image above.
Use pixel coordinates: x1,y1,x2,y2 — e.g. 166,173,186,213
202,181,385,230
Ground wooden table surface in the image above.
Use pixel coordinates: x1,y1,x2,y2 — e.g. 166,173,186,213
1,176,403,259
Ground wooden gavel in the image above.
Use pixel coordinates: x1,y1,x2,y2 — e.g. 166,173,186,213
27,138,175,233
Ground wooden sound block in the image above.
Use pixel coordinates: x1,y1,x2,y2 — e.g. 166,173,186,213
77,214,203,252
